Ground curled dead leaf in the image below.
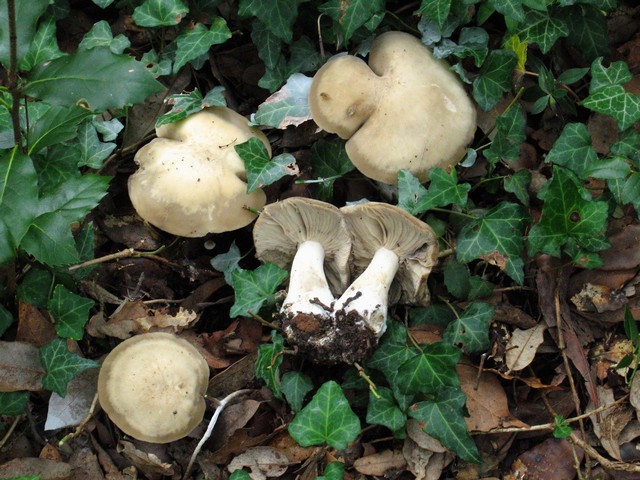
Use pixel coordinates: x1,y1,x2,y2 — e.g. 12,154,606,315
505,323,546,372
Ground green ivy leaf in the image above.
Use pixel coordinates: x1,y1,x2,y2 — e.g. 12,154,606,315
281,371,314,412
252,73,312,129
288,381,361,450
582,86,640,132
396,342,461,395
155,87,227,128
79,20,131,54
433,27,489,67
485,104,526,164
173,19,232,72
418,0,452,29
75,121,116,169
21,16,66,70
254,331,284,399
367,322,414,382
235,138,299,194
409,387,481,463
504,169,531,206
210,241,242,285
93,118,124,142
132,0,189,27
397,168,470,216
611,130,640,166
251,19,282,70
472,49,517,111
24,47,165,112
319,0,385,44
16,268,52,308
489,0,524,22
443,259,472,299
317,462,345,480
457,202,529,285
527,166,609,259
588,58,631,92
229,470,251,480
238,0,309,43
443,302,494,353
0,0,49,69
545,123,598,179
309,139,355,201
39,338,99,397
517,9,569,54
48,285,95,340
0,391,30,415
553,415,572,438
560,5,609,63
229,263,288,318
366,387,407,432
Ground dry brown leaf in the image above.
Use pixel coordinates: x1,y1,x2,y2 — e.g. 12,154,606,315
207,353,258,399
598,224,640,271
0,457,72,480
570,283,628,313
267,432,318,464
353,450,406,476
118,440,175,478
406,419,447,453
487,368,563,389
69,447,105,480
590,385,633,461
0,340,45,392
227,446,291,480
209,399,261,451
505,437,583,480
402,436,453,480
17,300,57,347
505,323,546,372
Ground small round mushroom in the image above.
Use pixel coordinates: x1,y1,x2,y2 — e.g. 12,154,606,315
308,31,477,184
97,332,209,443
253,197,352,361
333,202,439,340
128,107,270,237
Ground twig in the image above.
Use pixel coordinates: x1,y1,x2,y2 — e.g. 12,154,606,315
58,392,99,446
354,362,379,398
569,432,640,474
0,415,23,449
182,389,252,480
68,246,166,271
248,310,280,330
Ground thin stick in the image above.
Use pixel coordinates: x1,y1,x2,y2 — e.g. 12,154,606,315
58,392,99,446
68,245,166,271
182,389,252,480
0,415,23,449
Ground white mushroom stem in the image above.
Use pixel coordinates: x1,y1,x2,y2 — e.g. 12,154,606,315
282,240,335,318
334,247,399,337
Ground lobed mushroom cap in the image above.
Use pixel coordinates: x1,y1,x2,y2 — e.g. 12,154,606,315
309,31,477,184
253,197,352,295
97,332,209,444
128,107,270,237
341,202,439,305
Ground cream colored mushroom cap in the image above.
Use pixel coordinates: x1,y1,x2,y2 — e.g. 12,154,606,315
97,332,209,444
128,107,270,237
309,31,477,184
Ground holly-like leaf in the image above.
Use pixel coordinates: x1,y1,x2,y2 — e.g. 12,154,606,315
39,338,99,397
156,87,227,128
238,0,309,43
485,104,526,164
173,19,232,73
288,381,361,450
132,0,189,27
366,387,407,432
310,139,355,201
319,0,385,44
48,285,95,340
443,302,494,353
0,0,49,70
78,20,131,54
472,49,517,111
545,123,598,179
457,202,528,285
21,16,66,71
281,371,314,412
0,391,30,415
75,121,116,169
396,342,461,395
418,0,452,29
235,138,299,193
409,387,481,463
582,85,640,132
527,166,609,259
254,331,284,399
229,263,288,318
397,168,470,216
252,73,313,128
24,47,165,112
517,9,569,54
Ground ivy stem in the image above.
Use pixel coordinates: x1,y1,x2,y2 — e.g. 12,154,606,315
6,0,22,151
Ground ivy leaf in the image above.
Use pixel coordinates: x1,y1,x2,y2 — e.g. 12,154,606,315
319,0,385,44
504,169,531,206
78,20,131,54
252,73,313,128
517,9,569,54
418,0,452,30
397,168,470,216
132,0,189,27
409,387,481,463
156,87,227,128
587,58,631,92
235,138,299,193
527,166,609,259
0,391,30,416
582,86,640,132
22,16,66,70
251,19,282,71
443,302,494,353
396,342,461,395
366,387,407,432
560,5,609,63
472,49,517,111
367,322,415,382
433,27,489,67
288,381,361,450
229,263,288,318
457,202,529,285
503,34,527,75
238,0,309,43
0,0,49,69
210,241,242,285
485,104,526,164
545,123,598,179
39,338,99,397
24,47,165,112
254,331,284,399
317,462,345,480
75,121,116,169
611,130,640,166
310,139,355,201
173,19,232,73
48,285,95,340
93,118,124,142
489,0,524,22
281,371,314,412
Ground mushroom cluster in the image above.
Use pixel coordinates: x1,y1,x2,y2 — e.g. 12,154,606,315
308,31,477,184
128,107,270,237
253,198,438,364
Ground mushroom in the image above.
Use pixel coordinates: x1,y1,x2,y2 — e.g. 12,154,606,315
128,107,270,237
97,332,209,443
253,197,353,361
308,31,477,184
333,202,439,340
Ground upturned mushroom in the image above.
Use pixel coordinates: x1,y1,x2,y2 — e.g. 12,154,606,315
253,197,352,360
97,332,209,443
333,202,439,340
308,31,476,184
128,107,270,237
